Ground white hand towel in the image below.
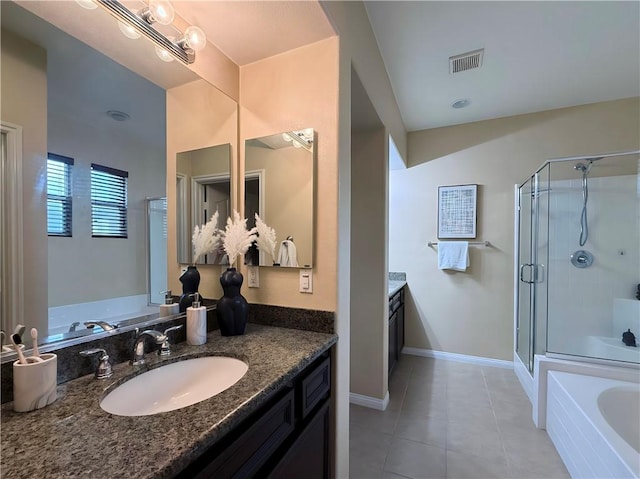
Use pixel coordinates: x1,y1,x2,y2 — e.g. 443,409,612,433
277,240,299,267
437,241,469,271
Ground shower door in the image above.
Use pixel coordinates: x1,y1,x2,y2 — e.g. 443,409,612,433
147,197,167,305
517,168,549,374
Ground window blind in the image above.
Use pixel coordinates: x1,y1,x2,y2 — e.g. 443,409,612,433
47,153,73,236
91,163,128,238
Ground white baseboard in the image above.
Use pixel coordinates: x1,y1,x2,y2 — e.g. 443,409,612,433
349,390,390,411
403,347,513,369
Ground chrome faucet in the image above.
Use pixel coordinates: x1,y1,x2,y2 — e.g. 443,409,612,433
79,348,113,379
84,321,118,331
131,329,166,366
159,325,183,356
69,322,81,332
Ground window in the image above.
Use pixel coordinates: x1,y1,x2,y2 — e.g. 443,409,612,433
91,164,128,238
47,153,73,236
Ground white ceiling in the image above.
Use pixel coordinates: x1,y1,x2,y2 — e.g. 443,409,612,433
365,1,640,131
173,1,335,66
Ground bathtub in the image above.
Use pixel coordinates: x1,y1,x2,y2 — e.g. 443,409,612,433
586,336,640,364
48,294,159,336
547,371,640,479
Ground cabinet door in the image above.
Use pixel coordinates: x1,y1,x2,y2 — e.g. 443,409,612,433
267,401,330,479
189,390,295,479
397,302,404,355
389,313,398,374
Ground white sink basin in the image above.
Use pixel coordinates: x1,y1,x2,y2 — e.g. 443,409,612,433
100,356,248,416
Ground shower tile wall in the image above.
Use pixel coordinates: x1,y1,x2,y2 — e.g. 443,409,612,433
546,175,639,359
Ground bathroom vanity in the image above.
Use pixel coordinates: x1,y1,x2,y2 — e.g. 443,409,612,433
0,324,337,478
388,280,406,375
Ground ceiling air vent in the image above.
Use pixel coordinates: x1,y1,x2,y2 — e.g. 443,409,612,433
449,49,484,74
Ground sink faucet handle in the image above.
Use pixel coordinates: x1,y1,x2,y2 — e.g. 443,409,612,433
159,325,183,356
79,348,113,379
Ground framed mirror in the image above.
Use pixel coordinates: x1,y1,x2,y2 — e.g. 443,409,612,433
176,144,231,265
0,1,237,357
245,129,315,268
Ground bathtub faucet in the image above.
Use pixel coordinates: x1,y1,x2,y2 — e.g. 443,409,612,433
84,321,119,332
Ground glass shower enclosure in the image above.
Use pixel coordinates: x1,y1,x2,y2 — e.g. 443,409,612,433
516,150,640,373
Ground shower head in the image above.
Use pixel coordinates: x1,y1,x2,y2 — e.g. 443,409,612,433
574,157,602,174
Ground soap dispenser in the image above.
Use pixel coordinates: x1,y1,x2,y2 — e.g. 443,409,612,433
159,290,180,317
186,293,207,346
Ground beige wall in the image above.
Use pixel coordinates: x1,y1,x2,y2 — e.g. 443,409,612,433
1,29,48,333
350,127,388,400
390,97,640,361
167,79,238,300
239,38,339,311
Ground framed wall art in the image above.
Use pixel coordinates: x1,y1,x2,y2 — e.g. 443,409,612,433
437,184,477,239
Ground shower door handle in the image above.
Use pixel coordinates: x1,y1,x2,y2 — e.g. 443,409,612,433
519,264,534,284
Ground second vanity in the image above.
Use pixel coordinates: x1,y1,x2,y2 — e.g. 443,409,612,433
388,274,407,375
0,324,337,478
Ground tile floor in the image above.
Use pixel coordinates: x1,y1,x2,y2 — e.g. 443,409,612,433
349,354,571,479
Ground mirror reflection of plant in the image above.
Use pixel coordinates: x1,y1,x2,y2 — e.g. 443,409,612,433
222,211,257,266
192,211,222,264
254,213,277,263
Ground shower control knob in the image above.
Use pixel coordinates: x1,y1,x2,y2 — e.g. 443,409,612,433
570,250,594,268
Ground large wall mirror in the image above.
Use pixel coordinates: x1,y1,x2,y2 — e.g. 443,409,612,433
245,129,315,268
0,1,237,356
176,144,231,265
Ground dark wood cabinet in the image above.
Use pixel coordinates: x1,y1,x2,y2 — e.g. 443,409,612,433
178,352,332,479
267,401,330,479
389,311,398,373
388,288,405,375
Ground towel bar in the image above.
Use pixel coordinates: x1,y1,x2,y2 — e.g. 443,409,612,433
428,241,491,247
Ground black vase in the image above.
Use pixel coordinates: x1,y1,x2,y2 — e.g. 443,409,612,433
216,267,248,336
179,265,201,313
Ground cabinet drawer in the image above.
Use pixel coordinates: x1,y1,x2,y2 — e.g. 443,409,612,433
193,389,295,479
300,356,331,419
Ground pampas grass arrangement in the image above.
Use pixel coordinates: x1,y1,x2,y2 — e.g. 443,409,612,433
222,210,257,265
192,211,222,264
254,213,277,263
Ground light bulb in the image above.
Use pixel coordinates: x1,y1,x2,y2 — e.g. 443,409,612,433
148,0,175,26
182,25,207,52
293,141,302,149
282,133,293,142
75,0,97,9
302,128,313,139
118,21,141,40
155,44,174,62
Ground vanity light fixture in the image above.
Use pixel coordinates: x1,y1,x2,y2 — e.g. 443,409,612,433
138,0,175,26
283,129,314,151
93,0,206,65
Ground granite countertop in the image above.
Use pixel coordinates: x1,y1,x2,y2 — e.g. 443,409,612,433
1,324,337,479
388,280,407,297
